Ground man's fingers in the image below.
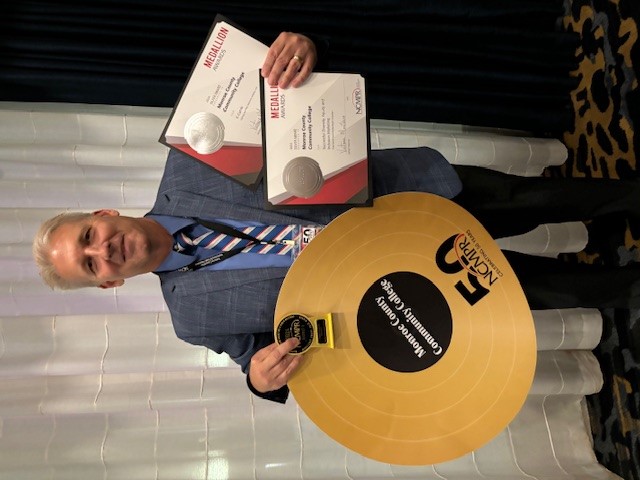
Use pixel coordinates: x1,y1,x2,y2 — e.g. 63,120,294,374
262,32,290,80
261,43,280,78
263,338,301,377
272,337,300,358
265,51,296,88
289,60,313,88
254,338,299,367
262,32,316,88
266,351,303,387
252,341,278,361
249,339,303,393
275,58,303,89
275,353,303,382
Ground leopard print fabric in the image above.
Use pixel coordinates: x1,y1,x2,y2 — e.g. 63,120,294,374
562,0,637,180
551,1,640,479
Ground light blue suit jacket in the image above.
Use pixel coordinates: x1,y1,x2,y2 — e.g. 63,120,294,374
148,147,462,398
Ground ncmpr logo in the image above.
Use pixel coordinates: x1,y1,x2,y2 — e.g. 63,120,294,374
435,232,503,306
352,87,363,115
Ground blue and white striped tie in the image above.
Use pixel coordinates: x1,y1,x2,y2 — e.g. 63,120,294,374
175,223,297,256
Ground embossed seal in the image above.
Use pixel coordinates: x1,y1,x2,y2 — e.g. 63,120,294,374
282,156,324,198
184,112,225,154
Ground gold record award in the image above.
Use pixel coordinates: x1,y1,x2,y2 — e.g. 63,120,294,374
274,192,537,465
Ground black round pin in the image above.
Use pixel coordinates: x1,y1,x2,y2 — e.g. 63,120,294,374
276,313,315,354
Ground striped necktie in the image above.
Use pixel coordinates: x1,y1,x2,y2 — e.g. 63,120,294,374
175,222,296,256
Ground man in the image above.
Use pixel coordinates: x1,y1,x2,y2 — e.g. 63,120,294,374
32,32,640,403
33,142,640,402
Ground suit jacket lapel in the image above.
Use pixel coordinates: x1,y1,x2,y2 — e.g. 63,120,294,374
152,189,308,224
159,266,288,297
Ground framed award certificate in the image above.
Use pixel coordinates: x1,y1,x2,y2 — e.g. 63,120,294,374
160,15,268,189
261,72,371,208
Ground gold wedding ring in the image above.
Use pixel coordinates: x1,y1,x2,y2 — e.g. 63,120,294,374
292,54,303,64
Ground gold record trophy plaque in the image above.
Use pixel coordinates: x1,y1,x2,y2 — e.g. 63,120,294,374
274,192,537,465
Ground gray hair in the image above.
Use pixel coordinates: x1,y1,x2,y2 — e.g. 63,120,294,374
32,212,95,290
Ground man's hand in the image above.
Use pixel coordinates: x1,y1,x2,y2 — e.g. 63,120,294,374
262,32,317,89
248,338,303,393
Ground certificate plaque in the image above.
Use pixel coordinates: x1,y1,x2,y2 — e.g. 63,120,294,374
261,72,371,208
160,15,268,189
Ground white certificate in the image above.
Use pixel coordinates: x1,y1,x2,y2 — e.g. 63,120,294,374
160,16,268,188
262,72,371,208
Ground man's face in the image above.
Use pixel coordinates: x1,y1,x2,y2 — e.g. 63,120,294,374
48,210,171,288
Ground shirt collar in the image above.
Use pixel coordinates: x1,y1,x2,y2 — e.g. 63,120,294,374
147,214,195,273
147,214,194,234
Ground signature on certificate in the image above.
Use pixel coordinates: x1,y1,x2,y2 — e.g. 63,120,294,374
336,115,348,154
248,107,262,133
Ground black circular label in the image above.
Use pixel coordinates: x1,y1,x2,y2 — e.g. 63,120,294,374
357,272,452,372
276,314,315,354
